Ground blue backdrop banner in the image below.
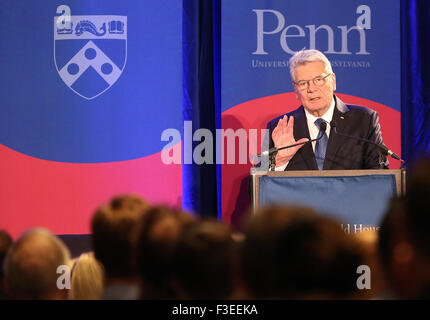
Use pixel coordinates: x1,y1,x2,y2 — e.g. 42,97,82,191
221,0,401,227
259,174,397,231
0,1,182,163
0,1,183,237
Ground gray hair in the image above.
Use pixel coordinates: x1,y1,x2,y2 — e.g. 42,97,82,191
3,228,71,299
289,49,333,81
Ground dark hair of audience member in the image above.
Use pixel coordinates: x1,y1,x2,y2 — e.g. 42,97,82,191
378,157,430,299
91,194,150,279
404,158,430,258
353,229,385,298
377,197,408,298
274,214,367,299
170,219,237,300
404,158,430,298
241,206,315,299
0,230,13,299
134,205,195,299
241,206,367,299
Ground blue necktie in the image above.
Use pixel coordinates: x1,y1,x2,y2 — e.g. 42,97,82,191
314,118,328,170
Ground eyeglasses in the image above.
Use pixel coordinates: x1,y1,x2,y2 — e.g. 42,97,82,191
293,73,332,91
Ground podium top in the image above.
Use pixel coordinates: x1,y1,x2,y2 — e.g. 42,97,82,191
250,168,405,177
250,169,406,212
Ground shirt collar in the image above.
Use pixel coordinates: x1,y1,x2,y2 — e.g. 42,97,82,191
304,96,335,125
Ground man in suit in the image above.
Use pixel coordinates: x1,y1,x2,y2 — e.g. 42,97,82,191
267,49,388,170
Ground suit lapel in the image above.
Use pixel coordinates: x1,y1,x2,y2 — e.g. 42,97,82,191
293,106,318,170
324,95,350,169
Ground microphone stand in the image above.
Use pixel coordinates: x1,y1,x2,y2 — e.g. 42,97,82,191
330,121,405,167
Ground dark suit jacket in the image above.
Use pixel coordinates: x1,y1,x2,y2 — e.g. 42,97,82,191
266,95,389,170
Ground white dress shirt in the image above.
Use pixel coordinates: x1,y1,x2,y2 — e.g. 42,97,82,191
274,97,335,171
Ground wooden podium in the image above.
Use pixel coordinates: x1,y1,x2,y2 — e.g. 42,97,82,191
250,169,406,230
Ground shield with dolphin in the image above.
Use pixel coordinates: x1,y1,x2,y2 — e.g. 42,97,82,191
54,15,127,100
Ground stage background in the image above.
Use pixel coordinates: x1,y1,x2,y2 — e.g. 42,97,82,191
221,0,401,229
0,1,182,238
2,1,430,238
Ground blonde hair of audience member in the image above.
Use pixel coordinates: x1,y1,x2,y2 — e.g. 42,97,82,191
3,228,71,300
69,252,105,300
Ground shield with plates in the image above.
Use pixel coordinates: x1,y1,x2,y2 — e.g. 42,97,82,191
54,15,127,100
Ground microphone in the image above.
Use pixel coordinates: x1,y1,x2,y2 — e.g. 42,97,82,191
257,121,327,157
330,120,404,162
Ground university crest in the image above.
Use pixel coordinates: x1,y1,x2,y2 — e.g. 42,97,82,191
54,14,127,100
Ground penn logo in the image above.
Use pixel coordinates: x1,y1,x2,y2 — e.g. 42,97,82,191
54,6,127,100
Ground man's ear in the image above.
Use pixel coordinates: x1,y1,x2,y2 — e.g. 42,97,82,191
332,73,337,91
293,86,299,100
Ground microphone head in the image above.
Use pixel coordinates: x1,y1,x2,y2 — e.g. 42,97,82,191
330,120,337,129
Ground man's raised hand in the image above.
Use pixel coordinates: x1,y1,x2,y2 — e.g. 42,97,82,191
271,115,309,167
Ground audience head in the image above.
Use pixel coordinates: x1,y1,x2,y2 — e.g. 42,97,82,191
91,194,150,279
241,206,315,298
404,157,430,257
134,205,195,299
0,230,13,280
69,252,105,300
241,206,367,299
3,228,70,299
378,157,430,299
0,230,13,299
171,219,237,299
7,171,430,301
378,197,410,298
353,230,384,298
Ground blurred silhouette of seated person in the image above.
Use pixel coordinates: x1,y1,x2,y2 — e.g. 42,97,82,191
240,206,368,299
3,228,70,300
378,157,430,299
170,219,238,300
134,205,195,299
0,230,13,300
353,230,386,299
91,194,150,300
69,252,105,300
